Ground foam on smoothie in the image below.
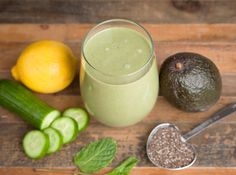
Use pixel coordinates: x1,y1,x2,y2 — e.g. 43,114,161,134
84,27,151,76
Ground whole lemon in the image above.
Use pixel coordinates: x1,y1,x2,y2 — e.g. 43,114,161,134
11,40,77,93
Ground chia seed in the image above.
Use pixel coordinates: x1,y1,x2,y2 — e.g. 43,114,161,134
147,126,195,169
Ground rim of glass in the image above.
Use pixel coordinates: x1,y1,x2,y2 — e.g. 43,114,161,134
81,18,155,78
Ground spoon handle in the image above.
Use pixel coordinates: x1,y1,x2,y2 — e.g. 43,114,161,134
183,103,236,141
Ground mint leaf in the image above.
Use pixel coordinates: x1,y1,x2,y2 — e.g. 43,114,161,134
74,138,117,173
106,156,139,175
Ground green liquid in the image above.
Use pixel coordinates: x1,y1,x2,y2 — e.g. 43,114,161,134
80,27,158,127
84,27,151,75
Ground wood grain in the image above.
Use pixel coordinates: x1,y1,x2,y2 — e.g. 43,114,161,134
0,0,236,23
0,23,236,173
0,71,235,97
1,96,236,125
1,24,236,42
1,41,236,73
1,96,236,168
0,24,236,74
1,167,236,175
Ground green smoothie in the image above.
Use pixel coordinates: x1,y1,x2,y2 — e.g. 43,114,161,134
80,27,158,127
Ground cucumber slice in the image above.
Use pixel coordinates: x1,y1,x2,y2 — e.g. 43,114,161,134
63,108,89,131
41,110,61,130
43,127,63,154
23,130,49,159
51,117,78,144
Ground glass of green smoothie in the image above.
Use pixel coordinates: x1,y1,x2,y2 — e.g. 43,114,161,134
80,19,158,127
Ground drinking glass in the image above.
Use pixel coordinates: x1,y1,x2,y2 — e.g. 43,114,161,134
80,19,158,127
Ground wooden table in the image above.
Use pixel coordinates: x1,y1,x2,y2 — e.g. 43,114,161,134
0,23,236,175
1,1,236,174
0,0,235,23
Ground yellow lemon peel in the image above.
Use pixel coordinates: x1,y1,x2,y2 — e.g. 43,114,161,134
11,40,77,93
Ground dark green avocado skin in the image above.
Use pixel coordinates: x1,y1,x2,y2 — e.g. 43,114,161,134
160,52,222,112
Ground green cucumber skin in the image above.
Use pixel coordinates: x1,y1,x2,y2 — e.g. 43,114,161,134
0,79,60,129
69,118,79,143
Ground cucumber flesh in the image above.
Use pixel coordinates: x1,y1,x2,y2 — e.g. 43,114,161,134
63,108,89,131
43,127,63,154
23,130,49,159
51,117,78,144
41,110,60,130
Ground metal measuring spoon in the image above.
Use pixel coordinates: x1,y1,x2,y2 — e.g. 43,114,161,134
146,103,236,170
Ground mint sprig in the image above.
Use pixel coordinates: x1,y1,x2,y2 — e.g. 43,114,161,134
74,138,117,173
106,156,139,175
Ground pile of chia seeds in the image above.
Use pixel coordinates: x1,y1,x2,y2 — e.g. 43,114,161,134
147,126,195,169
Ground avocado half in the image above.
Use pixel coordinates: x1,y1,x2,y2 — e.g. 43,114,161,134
160,52,222,112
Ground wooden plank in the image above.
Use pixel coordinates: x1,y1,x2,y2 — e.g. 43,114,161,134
0,24,236,42
156,42,236,73
1,167,236,175
2,120,236,167
222,73,236,96
0,41,236,73
1,96,236,124
0,0,236,23
1,96,236,167
0,23,235,170
1,71,235,96
1,119,236,167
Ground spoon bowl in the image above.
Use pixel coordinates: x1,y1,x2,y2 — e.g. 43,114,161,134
146,123,197,170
